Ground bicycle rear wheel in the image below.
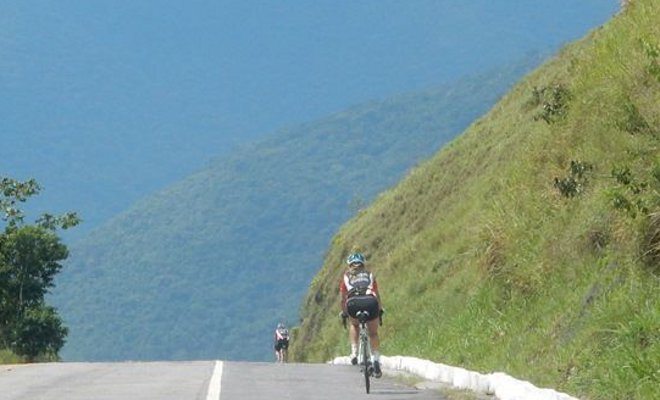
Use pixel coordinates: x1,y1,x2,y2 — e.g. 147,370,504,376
362,337,370,394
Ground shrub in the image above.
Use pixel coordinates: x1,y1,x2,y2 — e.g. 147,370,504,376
617,99,652,135
640,37,660,83
609,165,651,218
532,84,572,124
554,160,593,197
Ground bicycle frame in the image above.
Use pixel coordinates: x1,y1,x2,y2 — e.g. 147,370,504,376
356,310,373,393
357,321,371,366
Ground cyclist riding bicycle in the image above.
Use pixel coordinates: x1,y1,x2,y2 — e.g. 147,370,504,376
273,322,290,362
339,252,383,378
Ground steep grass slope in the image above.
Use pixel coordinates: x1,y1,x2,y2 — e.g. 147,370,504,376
292,2,659,399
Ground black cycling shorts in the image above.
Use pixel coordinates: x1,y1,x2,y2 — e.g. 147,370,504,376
274,339,289,351
346,295,379,321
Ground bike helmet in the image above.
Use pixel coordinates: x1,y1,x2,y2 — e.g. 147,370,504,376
346,252,366,265
277,322,285,329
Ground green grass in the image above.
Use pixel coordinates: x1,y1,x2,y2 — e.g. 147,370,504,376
0,350,23,364
0,349,62,364
292,2,659,399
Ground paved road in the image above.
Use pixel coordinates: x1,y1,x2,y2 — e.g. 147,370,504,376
221,362,442,399
0,361,214,400
0,361,444,399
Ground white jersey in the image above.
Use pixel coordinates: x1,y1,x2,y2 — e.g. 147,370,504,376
340,270,378,298
275,328,289,341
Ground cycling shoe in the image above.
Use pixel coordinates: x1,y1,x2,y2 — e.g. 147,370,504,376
373,361,382,378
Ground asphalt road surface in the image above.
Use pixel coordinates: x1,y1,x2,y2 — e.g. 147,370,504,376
0,361,444,399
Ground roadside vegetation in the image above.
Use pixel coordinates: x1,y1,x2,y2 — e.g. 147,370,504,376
0,178,79,363
292,2,659,399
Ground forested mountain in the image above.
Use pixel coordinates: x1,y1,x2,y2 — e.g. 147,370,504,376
52,60,541,361
292,2,659,399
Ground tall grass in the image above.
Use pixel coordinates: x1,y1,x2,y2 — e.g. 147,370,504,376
292,1,659,399
0,350,22,364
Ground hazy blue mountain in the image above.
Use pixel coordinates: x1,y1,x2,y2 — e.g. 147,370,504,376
1,1,618,240
52,58,546,361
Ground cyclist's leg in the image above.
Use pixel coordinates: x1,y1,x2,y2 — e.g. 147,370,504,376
282,340,289,362
349,318,359,364
275,342,282,362
366,318,380,352
367,318,382,377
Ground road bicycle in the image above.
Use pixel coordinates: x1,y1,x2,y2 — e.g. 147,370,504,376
355,310,374,394
342,309,381,394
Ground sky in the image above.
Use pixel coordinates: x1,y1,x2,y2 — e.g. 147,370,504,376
0,1,619,237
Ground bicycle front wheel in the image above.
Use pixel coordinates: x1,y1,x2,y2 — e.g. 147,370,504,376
362,338,370,394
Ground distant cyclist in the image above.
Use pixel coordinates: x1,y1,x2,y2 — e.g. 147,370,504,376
273,322,290,363
339,252,383,378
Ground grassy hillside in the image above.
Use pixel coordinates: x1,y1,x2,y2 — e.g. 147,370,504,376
292,2,659,399
50,60,539,362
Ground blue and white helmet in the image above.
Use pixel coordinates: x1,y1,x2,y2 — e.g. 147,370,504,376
346,252,366,265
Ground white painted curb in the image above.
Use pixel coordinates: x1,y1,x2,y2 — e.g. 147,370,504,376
330,355,579,400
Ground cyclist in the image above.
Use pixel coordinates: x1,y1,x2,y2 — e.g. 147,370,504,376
339,252,383,378
273,322,290,362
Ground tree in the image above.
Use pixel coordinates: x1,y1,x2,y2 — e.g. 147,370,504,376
9,305,68,362
1,177,79,230
0,177,79,361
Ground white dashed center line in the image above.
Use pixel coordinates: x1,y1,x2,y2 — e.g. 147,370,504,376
206,361,223,400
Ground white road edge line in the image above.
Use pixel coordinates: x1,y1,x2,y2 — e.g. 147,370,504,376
205,360,223,400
